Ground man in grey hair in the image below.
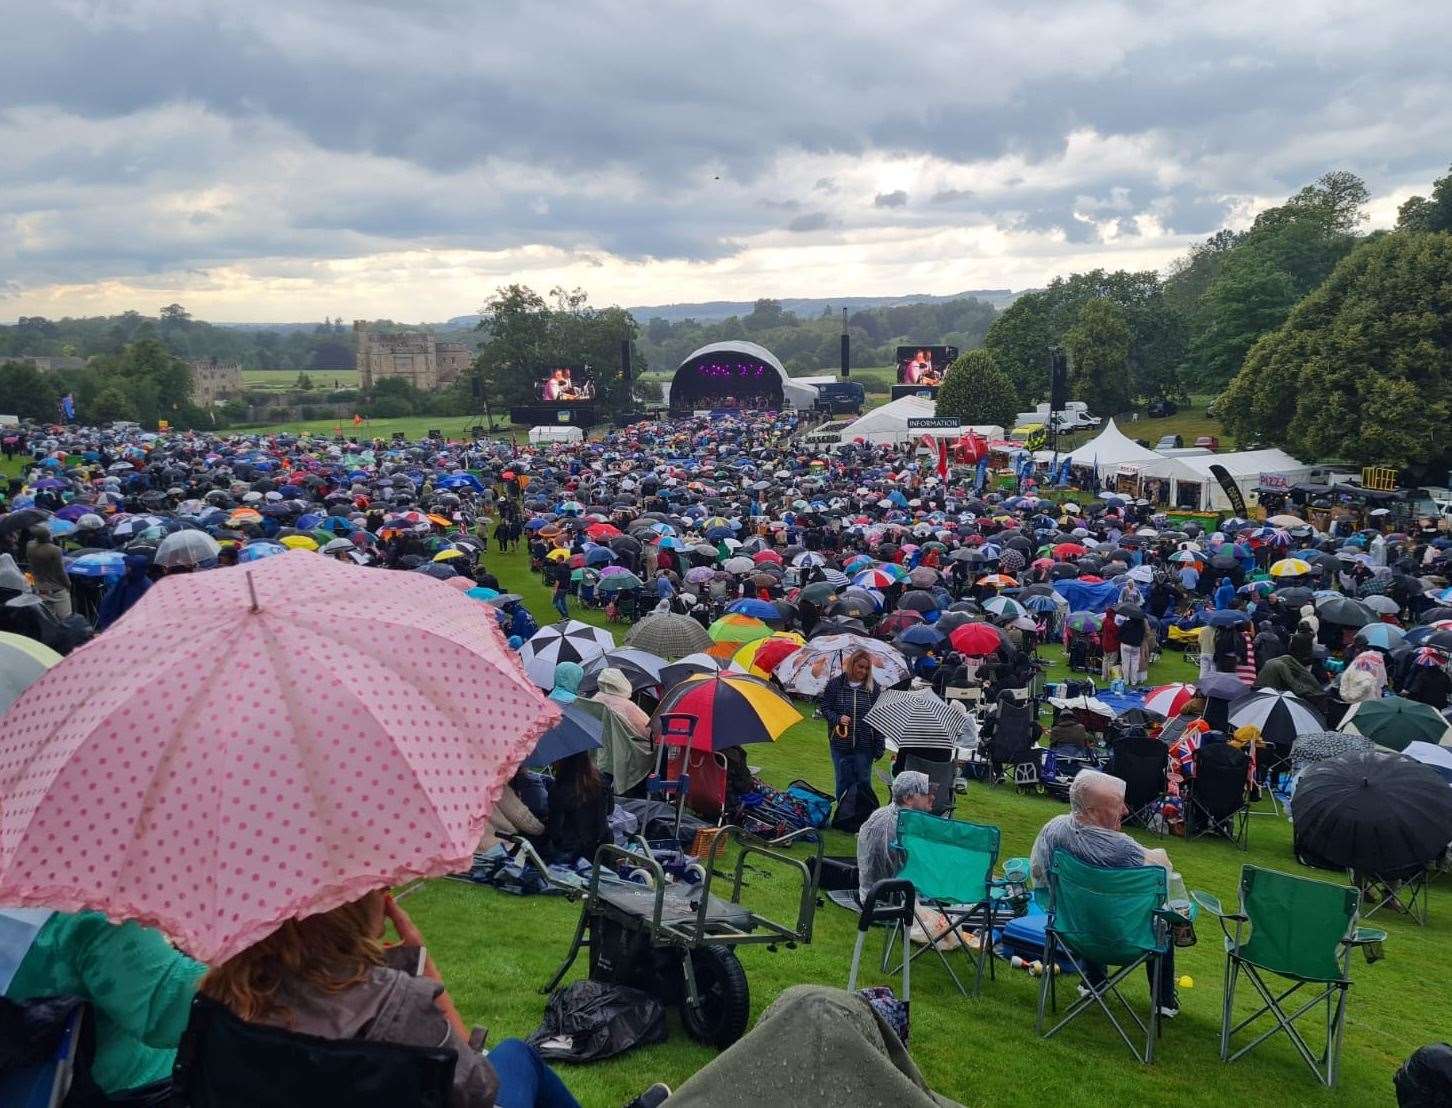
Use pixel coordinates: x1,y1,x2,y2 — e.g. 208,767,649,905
1031,769,1179,1016
855,771,933,905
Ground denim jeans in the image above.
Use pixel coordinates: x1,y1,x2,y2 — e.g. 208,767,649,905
488,1039,581,1108
552,592,570,620
829,741,874,800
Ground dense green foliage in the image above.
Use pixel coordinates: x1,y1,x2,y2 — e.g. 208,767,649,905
983,269,1185,411
1218,231,1452,465
1064,298,1133,416
1397,163,1452,234
1,338,209,428
935,349,1020,427
638,296,997,377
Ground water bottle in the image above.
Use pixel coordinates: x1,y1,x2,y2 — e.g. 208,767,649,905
1167,872,1196,947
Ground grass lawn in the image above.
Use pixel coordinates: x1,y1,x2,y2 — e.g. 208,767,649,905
402,541,1434,1107
241,368,363,390
234,414,512,440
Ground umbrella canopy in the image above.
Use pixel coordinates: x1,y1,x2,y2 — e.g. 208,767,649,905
624,612,713,661
1228,688,1326,749
708,613,772,646
863,689,972,751
1402,742,1452,784
526,700,607,767
1289,730,1375,777
652,673,801,752
518,620,617,688
1268,558,1313,577
0,631,62,717
1353,622,1405,650
1064,611,1102,634
1140,682,1197,719
154,529,222,569
948,622,1005,657
0,551,557,963
1340,696,1452,751
773,634,909,696
732,631,806,679
1293,751,1452,873
577,647,667,695
659,652,745,690
1316,595,1374,628
726,598,783,622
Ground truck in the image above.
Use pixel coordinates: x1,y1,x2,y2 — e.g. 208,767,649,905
1012,401,1100,432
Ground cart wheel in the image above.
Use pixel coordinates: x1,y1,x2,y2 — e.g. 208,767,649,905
684,862,706,884
681,945,751,1048
628,867,655,888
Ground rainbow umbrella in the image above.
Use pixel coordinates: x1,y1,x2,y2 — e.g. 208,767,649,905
733,631,806,678
852,565,907,589
652,673,802,752
708,613,772,646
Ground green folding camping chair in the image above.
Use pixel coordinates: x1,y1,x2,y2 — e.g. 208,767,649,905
1192,865,1387,1088
1035,849,1180,1064
889,809,1003,997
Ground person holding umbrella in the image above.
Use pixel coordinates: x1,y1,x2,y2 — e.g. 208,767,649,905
820,649,885,801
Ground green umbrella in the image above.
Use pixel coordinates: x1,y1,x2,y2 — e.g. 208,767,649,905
598,571,644,593
1340,696,1452,751
571,568,601,583
799,581,838,604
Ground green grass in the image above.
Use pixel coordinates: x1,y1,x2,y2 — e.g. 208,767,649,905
235,415,511,440
241,368,363,390
1053,394,1233,454
400,540,1434,1107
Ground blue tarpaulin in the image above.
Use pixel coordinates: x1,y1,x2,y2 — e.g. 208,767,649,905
1052,579,1124,613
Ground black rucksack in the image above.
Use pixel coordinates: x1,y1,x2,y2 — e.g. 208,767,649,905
528,981,665,1064
831,782,880,833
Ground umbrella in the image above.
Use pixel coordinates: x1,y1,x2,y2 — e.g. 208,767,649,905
1140,683,1197,719
1064,611,1102,634
983,596,1027,621
1268,558,1313,577
1401,742,1452,785
597,571,644,593
518,620,617,688
0,551,558,963
708,613,772,646
1362,595,1400,615
1228,688,1325,749
1340,696,1452,751
976,574,1019,589
1289,731,1375,777
726,598,783,622
0,631,62,717
66,550,129,578
863,689,972,751
774,634,910,696
853,565,907,589
526,700,607,767
1206,609,1250,628
948,622,1005,657
1293,752,1452,873
659,652,745,690
798,581,838,604
733,631,806,678
155,529,222,569
1354,623,1405,650
652,674,802,752
624,612,713,661
1316,595,1374,628
723,556,756,575
578,648,667,694
237,541,288,563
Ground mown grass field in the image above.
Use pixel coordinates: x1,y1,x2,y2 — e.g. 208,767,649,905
241,368,363,390
400,540,1435,1108
235,414,512,440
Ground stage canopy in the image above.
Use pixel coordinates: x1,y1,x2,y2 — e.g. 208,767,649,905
668,341,816,411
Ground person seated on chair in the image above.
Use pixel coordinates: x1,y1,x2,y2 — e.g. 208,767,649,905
855,771,934,907
1029,770,1179,1018
1,908,205,1101
199,891,597,1108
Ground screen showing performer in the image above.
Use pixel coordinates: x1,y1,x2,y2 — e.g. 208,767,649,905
538,366,594,401
895,345,958,387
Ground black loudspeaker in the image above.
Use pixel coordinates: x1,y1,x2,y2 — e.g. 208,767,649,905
471,375,483,401
1049,348,1068,410
621,339,633,386
840,308,850,378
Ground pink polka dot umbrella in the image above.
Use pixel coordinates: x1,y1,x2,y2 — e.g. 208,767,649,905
0,550,559,963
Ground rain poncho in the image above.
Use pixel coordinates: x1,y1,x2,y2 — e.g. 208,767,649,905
1254,655,1324,703
589,670,654,795
1030,813,1145,888
0,553,28,593
1341,650,1388,700
1213,577,1235,610
667,985,964,1108
96,554,152,632
549,660,584,703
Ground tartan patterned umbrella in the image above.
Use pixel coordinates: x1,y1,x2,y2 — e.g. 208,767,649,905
624,612,713,661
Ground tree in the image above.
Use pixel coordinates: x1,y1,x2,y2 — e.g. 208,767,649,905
1397,164,1452,234
1064,299,1132,417
935,349,1019,427
159,303,191,327
0,360,61,420
1183,255,1299,385
295,372,314,391
1218,231,1452,466
91,382,139,423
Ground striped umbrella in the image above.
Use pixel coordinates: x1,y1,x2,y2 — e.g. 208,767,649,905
1228,688,1325,749
652,674,802,752
863,690,971,751
659,652,745,690
518,620,617,688
773,634,910,696
733,631,806,678
852,565,907,589
1269,558,1313,577
1141,682,1197,719
624,612,713,661
983,596,1028,621
1340,696,1452,751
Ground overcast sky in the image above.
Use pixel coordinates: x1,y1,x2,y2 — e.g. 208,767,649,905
3,0,1450,322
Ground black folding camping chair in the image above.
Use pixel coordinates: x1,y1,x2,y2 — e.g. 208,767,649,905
1182,740,1252,850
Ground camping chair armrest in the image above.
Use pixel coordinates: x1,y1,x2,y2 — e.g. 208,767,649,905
1155,905,1192,927
1190,889,1241,921
1347,927,1388,947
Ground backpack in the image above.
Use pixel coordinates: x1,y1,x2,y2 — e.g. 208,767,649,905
528,981,666,1064
785,780,835,828
830,782,879,833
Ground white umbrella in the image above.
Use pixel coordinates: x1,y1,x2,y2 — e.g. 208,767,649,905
155,529,222,568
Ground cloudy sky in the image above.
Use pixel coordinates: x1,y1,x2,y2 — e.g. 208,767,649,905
3,0,1450,322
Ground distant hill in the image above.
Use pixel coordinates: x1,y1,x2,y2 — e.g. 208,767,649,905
622,290,1019,324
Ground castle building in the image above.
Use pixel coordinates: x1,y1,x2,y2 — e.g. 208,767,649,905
354,321,470,391
188,358,243,406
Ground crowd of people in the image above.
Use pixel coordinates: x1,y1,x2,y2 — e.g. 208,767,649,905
2,408,1450,1105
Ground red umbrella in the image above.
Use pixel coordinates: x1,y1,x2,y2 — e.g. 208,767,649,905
587,523,622,540
752,549,784,565
1052,542,1088,558
876,609,924,637
949,622,1005,656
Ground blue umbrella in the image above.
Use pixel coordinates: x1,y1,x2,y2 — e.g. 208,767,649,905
1207,609,1251,627
526,701,606,767
238,541,288,562
439,474,484,492
1354,622,1405,649
1022,594,1059,613
67,551,127,578
726,598,780,621
705,526,734,541
584,546,615,566
898,624,946,647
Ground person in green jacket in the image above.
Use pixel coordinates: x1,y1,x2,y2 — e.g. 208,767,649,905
2,909,205,1096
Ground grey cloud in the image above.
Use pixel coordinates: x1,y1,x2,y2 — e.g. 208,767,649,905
873,190,908,208
931,189,975,204
787,212,832,232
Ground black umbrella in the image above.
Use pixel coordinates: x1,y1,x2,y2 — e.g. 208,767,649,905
0,508,51,536
1316,595,1374,628
1293,752,1452,873
1274,586,1315,607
